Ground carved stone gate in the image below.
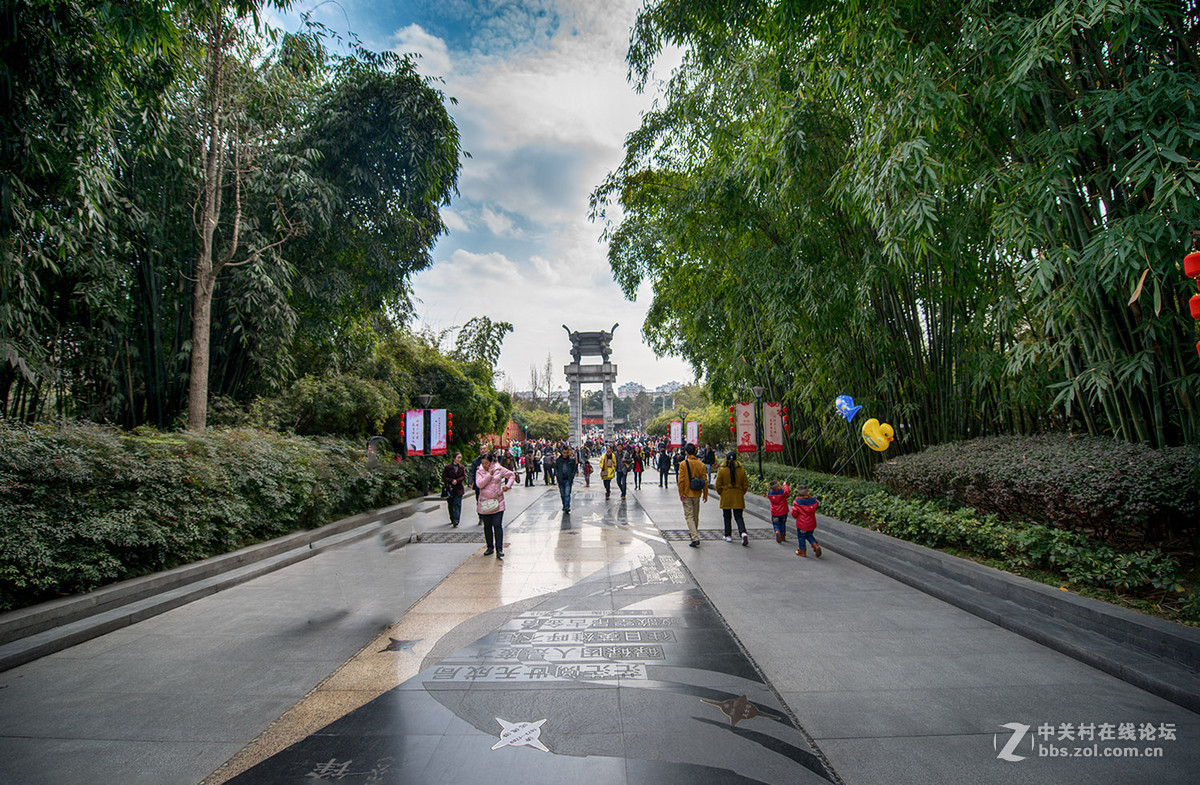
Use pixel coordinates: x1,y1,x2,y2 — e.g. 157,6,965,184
562,324,618,445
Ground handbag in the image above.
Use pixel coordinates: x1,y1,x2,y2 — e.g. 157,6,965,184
685,458,705,491
480,497,500,514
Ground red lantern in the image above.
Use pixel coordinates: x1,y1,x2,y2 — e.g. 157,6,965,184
1190,295,1200,320
730,426,735,434
1185,251,1200,278
728,405,734,413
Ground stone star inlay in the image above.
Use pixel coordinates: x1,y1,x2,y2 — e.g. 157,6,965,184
491,717,550,752
379,637,421,653
701,695,781,726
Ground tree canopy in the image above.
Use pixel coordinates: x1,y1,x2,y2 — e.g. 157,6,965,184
1,0,479,439
593,0,1200,471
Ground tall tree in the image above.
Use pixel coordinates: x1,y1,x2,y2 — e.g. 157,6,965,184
453,316,514,369
185,0,304,430
0,0,180,415
597,0,1200,464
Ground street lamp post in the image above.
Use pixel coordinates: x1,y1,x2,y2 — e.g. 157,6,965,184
418,393,433,496
751,386,765,480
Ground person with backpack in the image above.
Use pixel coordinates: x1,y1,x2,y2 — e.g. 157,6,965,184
676,443,709,548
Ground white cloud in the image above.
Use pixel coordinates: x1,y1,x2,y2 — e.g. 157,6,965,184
391,23,454,77
404,0,693,389
480,207,522,237
440,207,470,233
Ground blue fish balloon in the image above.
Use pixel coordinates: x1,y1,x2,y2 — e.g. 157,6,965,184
835,395,862,422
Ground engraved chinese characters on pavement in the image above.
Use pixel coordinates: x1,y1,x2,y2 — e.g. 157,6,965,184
427,610,678,684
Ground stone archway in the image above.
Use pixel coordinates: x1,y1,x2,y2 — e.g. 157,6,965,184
562,324,618,445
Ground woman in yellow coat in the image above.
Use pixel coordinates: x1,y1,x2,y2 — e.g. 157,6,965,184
599,445,617,499
714,452,750,546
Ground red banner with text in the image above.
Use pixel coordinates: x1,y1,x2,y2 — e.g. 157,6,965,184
669,420,683,449
763,402,784,453
735,403,756,452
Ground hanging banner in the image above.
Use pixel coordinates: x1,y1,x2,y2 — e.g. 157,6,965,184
429,409,448,456
763,402,784,453
735,403,757,453
669,420,683,449
686,420,699,447
405,409,425,456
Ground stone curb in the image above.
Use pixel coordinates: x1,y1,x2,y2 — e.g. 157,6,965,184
0,498,437,672
741,493,1200,714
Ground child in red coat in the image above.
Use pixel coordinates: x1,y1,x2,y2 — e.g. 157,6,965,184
790,485,822,557
767,479,790,543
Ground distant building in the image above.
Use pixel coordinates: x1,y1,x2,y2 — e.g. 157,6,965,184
655,381,683,394
618,381,646,397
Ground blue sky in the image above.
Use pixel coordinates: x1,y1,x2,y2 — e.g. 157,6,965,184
273,0,692,393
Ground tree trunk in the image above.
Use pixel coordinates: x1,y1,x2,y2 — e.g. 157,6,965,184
186,13,225,431
187,272,216,430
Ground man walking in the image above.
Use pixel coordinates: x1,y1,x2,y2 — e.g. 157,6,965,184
615,446,631,499
657,446,671,487
555,445,578,512
469,446,487,525
677,443,709,547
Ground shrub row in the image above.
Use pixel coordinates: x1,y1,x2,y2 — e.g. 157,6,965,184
0,423,440,612
748,465,1191,611
872,434,1200,542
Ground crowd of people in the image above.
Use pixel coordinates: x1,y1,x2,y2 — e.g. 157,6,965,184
439,436,822,561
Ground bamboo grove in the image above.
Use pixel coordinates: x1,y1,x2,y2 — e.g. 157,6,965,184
590,0,1200,469
1,0,468,430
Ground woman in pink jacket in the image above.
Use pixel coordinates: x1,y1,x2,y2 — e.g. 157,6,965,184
475,452,516,559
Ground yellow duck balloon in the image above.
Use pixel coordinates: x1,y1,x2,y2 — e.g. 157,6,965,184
861,418,894,452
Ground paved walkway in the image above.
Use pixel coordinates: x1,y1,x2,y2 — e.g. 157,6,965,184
1,480,1197,784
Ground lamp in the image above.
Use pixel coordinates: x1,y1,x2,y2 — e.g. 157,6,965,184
750,386,765,480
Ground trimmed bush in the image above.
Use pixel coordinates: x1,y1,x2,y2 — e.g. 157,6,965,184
748,463,1191,618
873,435,1200,542
0,422,439,612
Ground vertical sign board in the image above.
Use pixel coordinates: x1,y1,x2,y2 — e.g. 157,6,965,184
405,409,425,456
735,403,757,452
685,420,699,447
669,420,683,449
763,402,784,453
430,409,448,456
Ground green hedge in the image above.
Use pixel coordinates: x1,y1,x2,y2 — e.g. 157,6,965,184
749,464,1194,621
872,435,1200,541
0,423,440,612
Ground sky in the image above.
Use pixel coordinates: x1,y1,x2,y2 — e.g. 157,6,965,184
272,0,693,394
